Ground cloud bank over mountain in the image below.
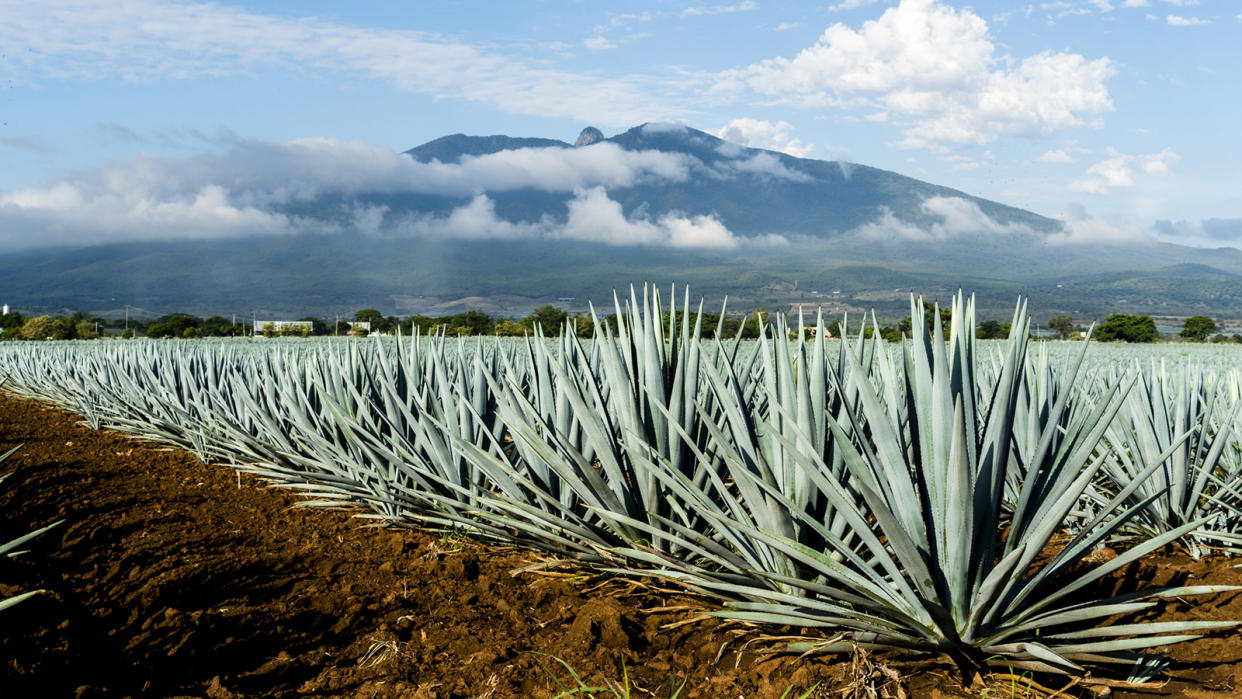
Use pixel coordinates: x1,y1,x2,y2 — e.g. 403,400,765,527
854,196,1039,241
0,136,783,251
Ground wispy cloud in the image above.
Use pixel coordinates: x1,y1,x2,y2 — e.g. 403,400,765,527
712,118,814,157
855,196,1036,241
1045,204,1154,245
1153,218,1242,247
681,1,758,18
583,36,619,50
1039,149,1075,163
0,136,809,251
1166,14,1209,25
1,0,680,127
0,135,50,153
714,0,1115,151
828,0,887,12
1069,147,1179,193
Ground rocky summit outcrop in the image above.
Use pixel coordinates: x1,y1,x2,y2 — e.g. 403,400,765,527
574,126,604,147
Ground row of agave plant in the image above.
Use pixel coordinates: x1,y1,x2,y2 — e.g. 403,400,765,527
2,286,1242,683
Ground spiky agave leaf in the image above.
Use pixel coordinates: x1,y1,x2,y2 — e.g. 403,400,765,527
599,292,1240,681
1092,360,1242,557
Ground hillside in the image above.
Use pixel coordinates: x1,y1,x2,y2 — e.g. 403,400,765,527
2,123,1241,322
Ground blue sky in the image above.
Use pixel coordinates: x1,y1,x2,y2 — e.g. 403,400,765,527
1,0,1239,251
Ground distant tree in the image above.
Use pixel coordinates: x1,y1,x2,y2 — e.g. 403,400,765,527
398,315,436,336
0,311,25,331
145,322,169,339
522,305,569,334
156,313,200,338
261,322,279,338
1212,333,1228,343
1233,334,1242,344
297,317,330,336
736,308,770,339
1047,315,1075,340
1094,314,1159,343
574,315,595,338
75,321,101,340
493,320,526,337
447,310,493,336
354,308,384,326
56,317,78,340
1180,316,1216,342
202,315,233,337
976,320,1010,340
182,327,202,339
896,301,951,338
121,328,134,339
19,315,61,340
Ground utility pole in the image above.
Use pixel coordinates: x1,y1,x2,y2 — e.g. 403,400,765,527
125,305,129,333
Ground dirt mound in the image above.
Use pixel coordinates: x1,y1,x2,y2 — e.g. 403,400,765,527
2,393,1241,697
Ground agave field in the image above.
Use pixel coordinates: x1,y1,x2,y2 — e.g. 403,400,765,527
3,286,1242,688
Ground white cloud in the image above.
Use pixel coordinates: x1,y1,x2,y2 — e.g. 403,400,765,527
1122,0,1149,7
682,1,758,17
0,180,304,250
1161,0,1199,6
855,196,1036,241
1,0,676,127
1153,218,1242,247
560,187,740,247
1087,0,1114,11
1069,147,1179,193
1166,14,1209,25
713,118,815,157
431,195,546,240
583,36,618,50
829,0,887,11
716,0,1115,151
1044,204,1154,245
382,189,748,248
1039,149,1075,163
0,137,797,251
774,22,799,31
716,152,814,181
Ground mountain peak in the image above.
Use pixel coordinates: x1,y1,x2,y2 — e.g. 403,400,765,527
574,127,604,147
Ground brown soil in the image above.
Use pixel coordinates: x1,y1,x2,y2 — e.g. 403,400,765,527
1,392,1241,698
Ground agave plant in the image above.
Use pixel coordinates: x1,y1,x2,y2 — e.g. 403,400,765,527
1,289,1240,682
1091,360,1242,557
597,293,1238,681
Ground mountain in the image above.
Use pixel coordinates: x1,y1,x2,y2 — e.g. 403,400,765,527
404,133,570,163
391,124,1056,239
2,123,1241,323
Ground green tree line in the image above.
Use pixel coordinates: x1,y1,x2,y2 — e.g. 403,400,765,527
3,306,1240,344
